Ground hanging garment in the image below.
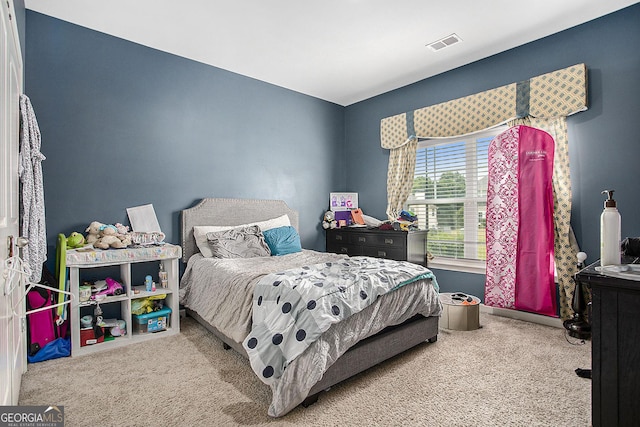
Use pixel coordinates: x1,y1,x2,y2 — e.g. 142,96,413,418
19,94,47,283
485,125,556,316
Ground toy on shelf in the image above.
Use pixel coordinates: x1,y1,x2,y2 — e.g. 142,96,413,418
131,294,166,315
84,221,132,249
84,221,103,245
90,277,124,300
66,232,86,249
110,320,126,337
129,231,166,246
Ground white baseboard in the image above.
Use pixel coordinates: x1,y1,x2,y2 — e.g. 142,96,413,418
480,304,563,329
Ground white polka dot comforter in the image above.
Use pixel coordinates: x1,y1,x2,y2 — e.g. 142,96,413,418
244,257,437,386
179,250,441,417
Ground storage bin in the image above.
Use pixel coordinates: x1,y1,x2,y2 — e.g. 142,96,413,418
439,292,481,331
132,307,172,333
80,327,105,346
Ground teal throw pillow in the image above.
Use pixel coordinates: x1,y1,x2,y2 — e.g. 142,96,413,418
263,226,302,256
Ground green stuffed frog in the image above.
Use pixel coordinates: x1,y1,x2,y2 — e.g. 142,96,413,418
66,232,86,249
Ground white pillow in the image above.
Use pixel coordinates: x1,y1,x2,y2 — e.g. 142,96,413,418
193,214,291,258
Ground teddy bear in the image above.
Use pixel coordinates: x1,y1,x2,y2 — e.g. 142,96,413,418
84,221,104,244
322,210,337,229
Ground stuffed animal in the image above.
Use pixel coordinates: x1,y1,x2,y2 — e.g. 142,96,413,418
85,221,104,244
112,223,132,247
114,223,130,235
66,232,86,249
118,232,132,248
322,210,337,229
94,226,123,249
85,221,132,249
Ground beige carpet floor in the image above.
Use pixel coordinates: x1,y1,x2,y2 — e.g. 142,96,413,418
19,313,591,426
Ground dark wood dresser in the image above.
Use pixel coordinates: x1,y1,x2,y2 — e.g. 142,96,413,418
574,258,640,427
325,227,428,266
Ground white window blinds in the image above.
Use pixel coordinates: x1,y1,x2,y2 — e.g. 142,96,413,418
406,127,505,264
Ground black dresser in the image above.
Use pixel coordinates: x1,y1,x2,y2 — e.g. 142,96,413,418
574,258,640,427
325,227,428,266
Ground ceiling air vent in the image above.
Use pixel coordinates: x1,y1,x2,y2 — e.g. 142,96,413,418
427,33,462,52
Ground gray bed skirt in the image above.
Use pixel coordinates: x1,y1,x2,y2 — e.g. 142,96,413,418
186,308,438,405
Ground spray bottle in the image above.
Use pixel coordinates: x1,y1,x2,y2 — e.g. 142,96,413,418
600,190,621,266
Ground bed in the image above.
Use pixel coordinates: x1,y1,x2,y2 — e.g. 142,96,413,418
179,198,441,417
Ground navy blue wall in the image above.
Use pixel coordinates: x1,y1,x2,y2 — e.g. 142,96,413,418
345,4,640,296
25,11,346,258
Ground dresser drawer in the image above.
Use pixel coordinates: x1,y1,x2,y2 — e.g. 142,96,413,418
326,230,351,245
326,241,363,256
361,233,406,248
361,245,406,261
327,230,405,248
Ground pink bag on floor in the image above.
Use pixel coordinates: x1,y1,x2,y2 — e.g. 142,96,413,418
26,287,57,356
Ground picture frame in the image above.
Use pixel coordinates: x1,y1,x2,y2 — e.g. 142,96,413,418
329,192,358,211
126,204,161,232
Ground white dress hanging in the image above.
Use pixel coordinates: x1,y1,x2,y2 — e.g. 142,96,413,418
18,94,47,283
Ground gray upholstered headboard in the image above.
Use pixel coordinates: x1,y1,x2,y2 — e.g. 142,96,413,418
180,198,299,262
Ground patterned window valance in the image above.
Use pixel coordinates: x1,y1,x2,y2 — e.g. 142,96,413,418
380,63,587,149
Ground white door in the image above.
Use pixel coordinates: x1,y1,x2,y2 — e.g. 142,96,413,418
1,0,25,406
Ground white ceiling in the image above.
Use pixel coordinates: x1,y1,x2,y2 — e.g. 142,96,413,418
24,0,639,106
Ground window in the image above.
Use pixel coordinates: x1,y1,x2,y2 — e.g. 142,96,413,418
406,127,506,273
